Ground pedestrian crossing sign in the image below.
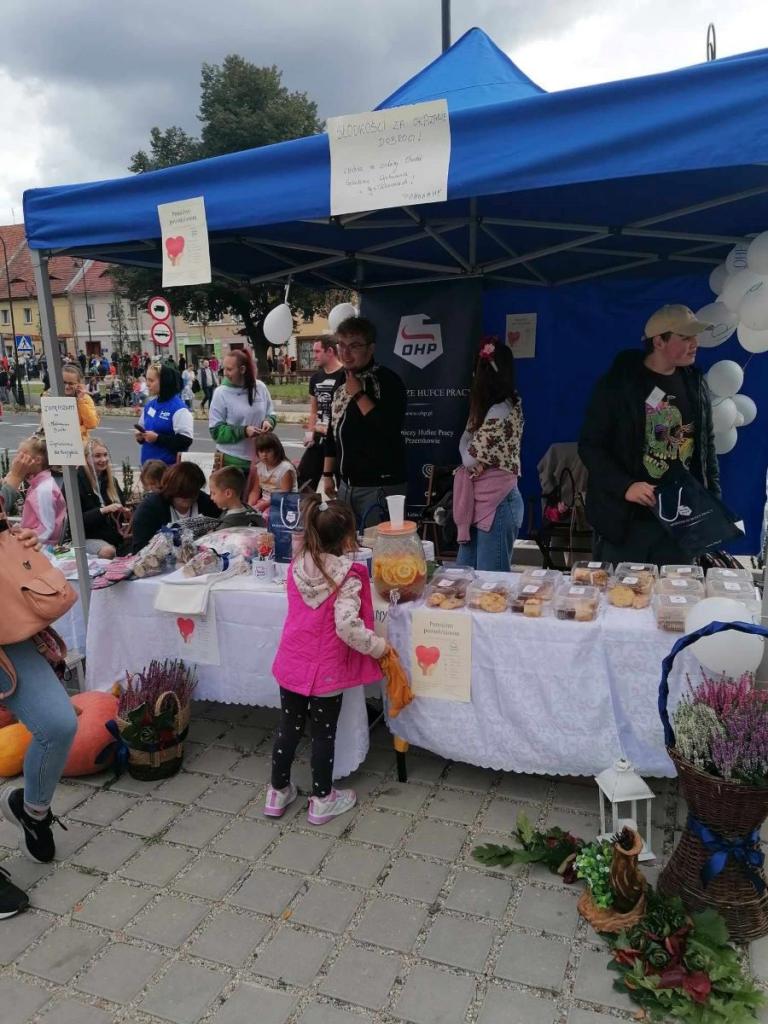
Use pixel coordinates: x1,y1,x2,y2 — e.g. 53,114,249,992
15,336,33,354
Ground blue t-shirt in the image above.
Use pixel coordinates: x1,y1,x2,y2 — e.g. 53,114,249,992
140,394,189,465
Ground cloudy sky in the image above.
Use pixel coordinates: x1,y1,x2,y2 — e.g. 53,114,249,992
2,0,766,224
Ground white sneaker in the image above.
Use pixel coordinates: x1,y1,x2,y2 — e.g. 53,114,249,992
264,783,298,818
307,788,357,825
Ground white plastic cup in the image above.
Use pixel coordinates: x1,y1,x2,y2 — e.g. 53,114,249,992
386,494,406,528
421,540,435,562
252,560,276,582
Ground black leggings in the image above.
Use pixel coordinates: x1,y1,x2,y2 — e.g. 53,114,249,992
271,688,343,798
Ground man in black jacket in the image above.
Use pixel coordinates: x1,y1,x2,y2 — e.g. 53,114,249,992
322,316,407,526
579,304,719,564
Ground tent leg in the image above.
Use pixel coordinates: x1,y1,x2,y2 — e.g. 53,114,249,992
30,249,91,627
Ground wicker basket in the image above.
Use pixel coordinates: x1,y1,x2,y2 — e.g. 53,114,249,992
657,619,768,942
117,690,191,781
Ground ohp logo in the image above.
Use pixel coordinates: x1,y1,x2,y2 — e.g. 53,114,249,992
394,314,443,369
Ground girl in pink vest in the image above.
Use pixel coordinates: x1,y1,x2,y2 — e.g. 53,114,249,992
267,493,387,825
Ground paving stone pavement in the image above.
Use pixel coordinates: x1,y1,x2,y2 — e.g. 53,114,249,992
1,699,766,1023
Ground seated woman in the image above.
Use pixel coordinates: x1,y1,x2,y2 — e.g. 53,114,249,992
77,437,128,559
246,433,297,516
19,435,67,545
130,462,220,553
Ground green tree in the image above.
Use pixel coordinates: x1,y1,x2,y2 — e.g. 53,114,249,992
117,56,331,369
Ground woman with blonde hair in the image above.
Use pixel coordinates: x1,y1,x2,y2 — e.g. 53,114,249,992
18,435,67,545
77,437,128,558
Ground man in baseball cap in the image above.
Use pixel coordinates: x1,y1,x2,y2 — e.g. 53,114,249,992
578,303,720,564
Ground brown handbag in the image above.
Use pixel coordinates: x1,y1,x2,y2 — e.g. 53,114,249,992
0,516,78,645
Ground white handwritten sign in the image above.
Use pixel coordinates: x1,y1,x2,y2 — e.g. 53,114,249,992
158,196,212,287
40,397,85,465
327,100,450,217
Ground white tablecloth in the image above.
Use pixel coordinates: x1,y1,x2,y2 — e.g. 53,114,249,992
84,577,369,779
55,582,86,654
387,582,700,778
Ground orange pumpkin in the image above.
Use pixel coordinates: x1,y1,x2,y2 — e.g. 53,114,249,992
0,722,32,777
63,691,119,777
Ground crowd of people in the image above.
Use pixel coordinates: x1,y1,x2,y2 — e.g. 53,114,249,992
0,299,727,920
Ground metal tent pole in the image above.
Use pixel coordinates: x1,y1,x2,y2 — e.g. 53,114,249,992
31,248,91,625
441,0,451,52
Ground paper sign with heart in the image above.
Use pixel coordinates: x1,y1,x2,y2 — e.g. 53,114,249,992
415,644,441,676
507,330,521,345
165,236,185,266
177,617,195,643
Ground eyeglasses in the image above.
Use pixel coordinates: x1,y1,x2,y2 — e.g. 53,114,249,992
336,341,370,353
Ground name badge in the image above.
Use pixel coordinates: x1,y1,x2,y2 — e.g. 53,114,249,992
646,386,666,409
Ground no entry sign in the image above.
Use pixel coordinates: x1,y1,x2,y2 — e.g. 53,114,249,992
151,321,173,347
148,295,171,322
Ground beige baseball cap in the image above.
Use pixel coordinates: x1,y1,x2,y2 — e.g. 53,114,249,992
644,304,711,339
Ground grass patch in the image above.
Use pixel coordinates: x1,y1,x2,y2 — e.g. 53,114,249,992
268,383,308,399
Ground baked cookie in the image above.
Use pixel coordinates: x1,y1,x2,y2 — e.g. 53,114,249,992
609,585,635,608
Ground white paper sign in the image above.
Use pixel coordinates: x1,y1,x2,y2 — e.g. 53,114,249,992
40,397,85,465
158,196,212,287
505,313,537,359
327,99,450,216
174,606,220,665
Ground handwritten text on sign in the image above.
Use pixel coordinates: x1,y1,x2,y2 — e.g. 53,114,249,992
40,397,85,465
157,196,212,288
327,100,450,217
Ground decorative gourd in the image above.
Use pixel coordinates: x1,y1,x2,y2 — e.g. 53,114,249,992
0,708,16,730
62,691,119,777
0,722,32,776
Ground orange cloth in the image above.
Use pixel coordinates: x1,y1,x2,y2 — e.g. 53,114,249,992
380,647,413,717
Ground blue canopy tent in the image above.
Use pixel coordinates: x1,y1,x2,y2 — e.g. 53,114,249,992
23,27,768,620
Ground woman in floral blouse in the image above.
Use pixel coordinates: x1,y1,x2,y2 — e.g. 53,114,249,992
453,337,524,571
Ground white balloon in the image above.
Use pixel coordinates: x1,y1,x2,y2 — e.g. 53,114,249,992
747,231,768,276
708,262,729,296
327,303,358,333
734,412,745,427
685,597,764,677
711,397,738,434
737,322,768,354
706,359,744,398
738,279,768,331
725,240,751,275
695,302,737,347
732,393,757,426
720,268,763,313
263,303,293,345
714,427,738,454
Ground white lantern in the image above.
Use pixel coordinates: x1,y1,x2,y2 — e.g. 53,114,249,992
595,758,656,861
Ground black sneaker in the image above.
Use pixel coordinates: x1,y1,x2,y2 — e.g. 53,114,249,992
0,787,67,864
0,866,29,918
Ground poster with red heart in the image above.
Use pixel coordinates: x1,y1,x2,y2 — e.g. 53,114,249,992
505,312,537,359
173,605,220,665
158,196,212,287
410,608,472,702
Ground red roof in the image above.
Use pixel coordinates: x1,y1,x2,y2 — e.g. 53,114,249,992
0,225,117,299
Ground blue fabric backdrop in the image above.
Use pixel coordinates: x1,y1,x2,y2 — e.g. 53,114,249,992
482,275,768,553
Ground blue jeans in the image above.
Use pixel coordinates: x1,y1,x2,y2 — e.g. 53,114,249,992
0,641,77,810
456,487,524,572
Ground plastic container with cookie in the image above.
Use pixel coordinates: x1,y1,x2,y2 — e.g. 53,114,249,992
606,572,655,609
653,592,702,632
517,568,562,602
510,581,551,617
705,576,760,620
570,560,613,589
467,579,512,613
655,576,705,599
553,584,600,622
659,563,704,582
423,568,475,610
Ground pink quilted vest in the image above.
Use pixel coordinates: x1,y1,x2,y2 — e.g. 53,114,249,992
272,561,382,696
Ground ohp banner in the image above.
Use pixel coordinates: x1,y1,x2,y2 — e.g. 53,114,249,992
361,280,482,511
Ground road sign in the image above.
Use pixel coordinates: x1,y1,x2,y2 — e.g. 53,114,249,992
151,321,173,347
15,335,33,354
147,295,171,322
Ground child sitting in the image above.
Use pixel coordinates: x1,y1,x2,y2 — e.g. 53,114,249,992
266,493,388,825
246,433,296,515
139,460,167,495
208,466,264,528
19,435,67,544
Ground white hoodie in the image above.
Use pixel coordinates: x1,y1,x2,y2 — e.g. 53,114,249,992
292,552,387,660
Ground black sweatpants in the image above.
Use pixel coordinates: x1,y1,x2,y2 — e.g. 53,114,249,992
271,687,343,798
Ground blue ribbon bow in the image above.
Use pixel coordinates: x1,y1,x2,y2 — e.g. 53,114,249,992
96,719,130,777
687,814,766,894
